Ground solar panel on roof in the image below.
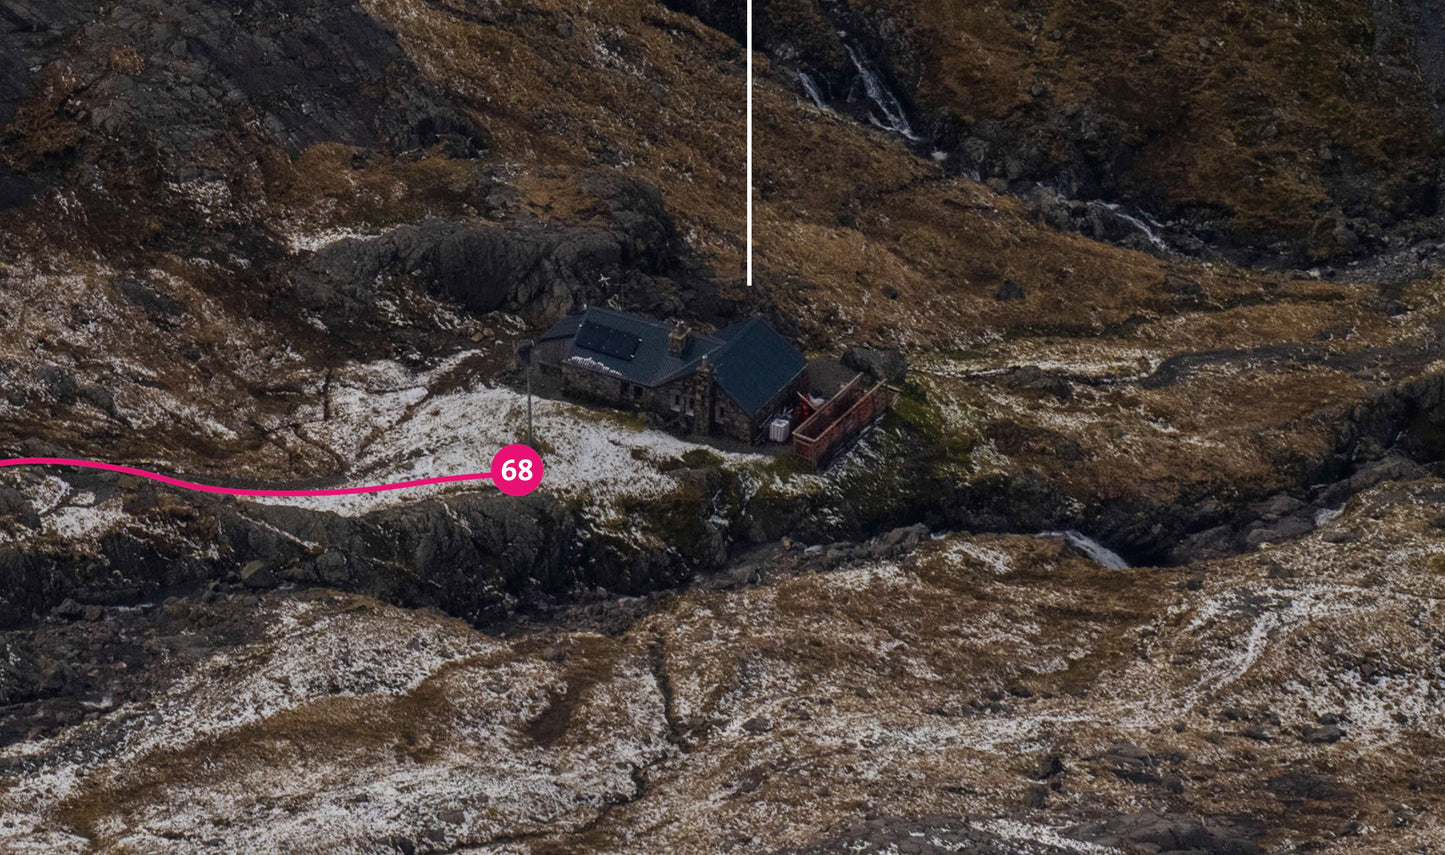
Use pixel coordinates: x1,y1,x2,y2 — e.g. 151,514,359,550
575,321,641,360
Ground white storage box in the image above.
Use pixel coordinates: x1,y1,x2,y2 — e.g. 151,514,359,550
768,416,793,443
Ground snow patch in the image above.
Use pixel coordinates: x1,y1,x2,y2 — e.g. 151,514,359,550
285,226,388,254
246,353,767,516
944,540,1016,576
44,499,128,540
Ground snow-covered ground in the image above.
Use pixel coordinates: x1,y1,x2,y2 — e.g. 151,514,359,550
0,350,790,546
0,595,669,854
245,352,772,517
4,486,1445,853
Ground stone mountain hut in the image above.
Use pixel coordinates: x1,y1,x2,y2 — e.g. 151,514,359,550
536,307,808,443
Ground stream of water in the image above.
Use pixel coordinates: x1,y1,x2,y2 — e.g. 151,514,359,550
798,72,829,110
1041,530,1131,570
1092,201,1171,253
843,44,919,140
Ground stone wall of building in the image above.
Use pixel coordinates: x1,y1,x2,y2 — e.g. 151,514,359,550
561,361,626,404
558,358,807,444
720,373,808,443
652,374,709,435
712,393,754,441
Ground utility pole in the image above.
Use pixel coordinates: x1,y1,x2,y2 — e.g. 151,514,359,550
519,338,536,447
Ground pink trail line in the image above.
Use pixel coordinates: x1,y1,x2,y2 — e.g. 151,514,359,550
0,457,493,497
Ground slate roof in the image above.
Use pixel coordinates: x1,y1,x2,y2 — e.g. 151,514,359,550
543,307,725,387
538,313,583,342
542,309,807,417
712,318,809,416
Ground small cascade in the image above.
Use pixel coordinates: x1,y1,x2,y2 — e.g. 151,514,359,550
843,44,918,140
798,72,829,110
1093,201,1170,253
1041,530,1130,570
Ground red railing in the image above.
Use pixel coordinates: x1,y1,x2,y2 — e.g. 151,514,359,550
793,375,895,465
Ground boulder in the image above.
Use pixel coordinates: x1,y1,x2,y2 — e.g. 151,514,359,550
115,278,187,321
51,599,86,621
1003,365,1072,400
1266,769,1341,800
34,366,79,404
1243,514,1315,548
1032,754,1065,780
239,561,277,589
841,347,908,385
863,524,928,558
742,716,773,734
994,279,1026,301
1170,525,1237,564
1304,724,1345,744
0,488,39,528
1249,494,1305,519
1022,783,1048,808
1100,742,1156,782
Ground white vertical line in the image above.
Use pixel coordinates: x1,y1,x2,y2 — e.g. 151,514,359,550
745,0,753,287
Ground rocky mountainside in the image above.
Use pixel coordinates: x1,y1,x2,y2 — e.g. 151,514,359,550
762,0,1445,261
3,0,1445,852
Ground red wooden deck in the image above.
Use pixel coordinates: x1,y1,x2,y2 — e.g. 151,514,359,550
792,374,895,465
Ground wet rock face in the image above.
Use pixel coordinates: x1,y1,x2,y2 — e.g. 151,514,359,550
292,174,719,327
0,489,583,630
268,493,580,624
0,591,272,744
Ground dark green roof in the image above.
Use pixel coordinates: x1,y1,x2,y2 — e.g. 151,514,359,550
538,313,583,342
713,318,808,417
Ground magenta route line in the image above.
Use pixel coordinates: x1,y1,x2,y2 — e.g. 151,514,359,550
0,457,493,497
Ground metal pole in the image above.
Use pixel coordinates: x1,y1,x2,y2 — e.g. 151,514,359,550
526,343,534,447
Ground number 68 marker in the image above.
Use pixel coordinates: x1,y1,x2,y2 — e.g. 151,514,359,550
490,444,545,497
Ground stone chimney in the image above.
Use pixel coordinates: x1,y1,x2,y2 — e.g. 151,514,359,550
695,354,715,437
668,322,691,356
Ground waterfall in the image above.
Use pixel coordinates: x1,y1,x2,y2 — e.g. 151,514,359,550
1040,530,1130,569
798,72,829,110
1094,201,1170,253
843,44,918,140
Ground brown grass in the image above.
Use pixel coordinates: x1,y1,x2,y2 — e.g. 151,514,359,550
858,0,1441,238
